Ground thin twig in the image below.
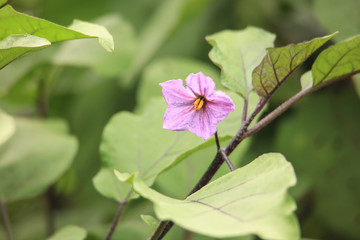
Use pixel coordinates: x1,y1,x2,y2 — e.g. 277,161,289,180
220,149,235,171
0,198,13,240
104,190,133,240
214,132,221,150
245,77,344,137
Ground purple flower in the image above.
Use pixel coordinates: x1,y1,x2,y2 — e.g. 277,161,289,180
159,72,235,140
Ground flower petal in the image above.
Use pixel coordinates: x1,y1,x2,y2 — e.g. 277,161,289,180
163,104,195,131
206,90,236,119
159,79,195,106
188,109,216,140
185,72,216,98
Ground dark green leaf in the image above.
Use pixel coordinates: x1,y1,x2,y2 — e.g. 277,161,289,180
312,35,360,85
0,5,114,70
252,33,336,97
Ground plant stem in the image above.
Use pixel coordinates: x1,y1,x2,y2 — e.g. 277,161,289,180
220,149,234,171
149,221,170,240
215,132,235,171
104,190,132,240
0,198,13,240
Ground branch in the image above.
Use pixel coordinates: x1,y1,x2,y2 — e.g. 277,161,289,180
104,190,132,240
0,198,13,240
245,77,343,137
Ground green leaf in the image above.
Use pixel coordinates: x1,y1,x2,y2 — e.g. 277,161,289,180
47,225,87,240
312,35,360,85
300,70,313,90
206,26,275,98
0,5,114,70
252,32,336,98
141,215,159,234
0,34,50,49
0,118,78,202
0,109,15,146
53,14,135,77
117,153,299,239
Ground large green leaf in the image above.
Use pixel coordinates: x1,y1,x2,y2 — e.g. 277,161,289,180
116,153,299,239
0,5,114,70
252,33,336,98
0,109,15,145
0,118,78,202
47,225,87,240
312,35,360,85
206,27,275,98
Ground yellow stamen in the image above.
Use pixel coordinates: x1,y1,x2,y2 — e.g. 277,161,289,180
194,96,206,112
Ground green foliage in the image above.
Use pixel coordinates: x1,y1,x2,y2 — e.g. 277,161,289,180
312,35,360,85
252,33,336,97
207,27,275,98
0,117,77,202
47,225,87,240
116,153,299,239
0,4,113,70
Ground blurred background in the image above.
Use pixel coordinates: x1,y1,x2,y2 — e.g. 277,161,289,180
0,0,359,239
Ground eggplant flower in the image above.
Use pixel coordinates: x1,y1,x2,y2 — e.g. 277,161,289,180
159,72,235,140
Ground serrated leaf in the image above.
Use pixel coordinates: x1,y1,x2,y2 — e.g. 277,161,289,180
312,35,360,85
0,109,15,146
47,225,87,240
252,33,336,98
0,118,78,202
206,27,275,98
0,5,114,70
117,153,299,239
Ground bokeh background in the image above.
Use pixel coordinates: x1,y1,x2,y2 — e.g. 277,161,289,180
1,0,359,239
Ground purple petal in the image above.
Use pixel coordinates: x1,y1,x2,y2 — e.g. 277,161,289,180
187,108,218,140
159,80,195,106
206,90,236,119
163,104,195,131
185,72,216,98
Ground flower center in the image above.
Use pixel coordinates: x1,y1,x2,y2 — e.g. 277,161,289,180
194,96,206,112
